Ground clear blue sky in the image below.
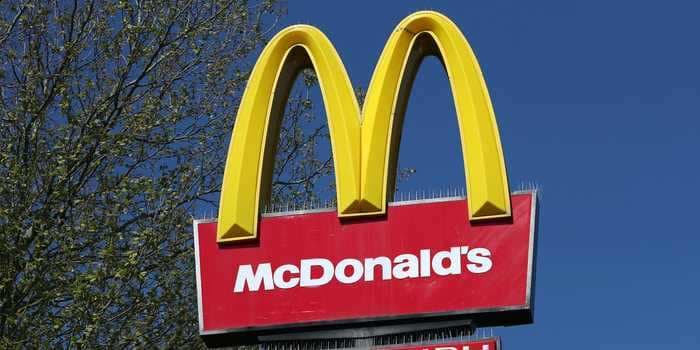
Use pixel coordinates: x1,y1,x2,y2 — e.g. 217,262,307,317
278,1,700,348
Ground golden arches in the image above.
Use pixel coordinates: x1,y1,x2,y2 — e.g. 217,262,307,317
217,11,510,242
361,12,511,222
217,26,363,243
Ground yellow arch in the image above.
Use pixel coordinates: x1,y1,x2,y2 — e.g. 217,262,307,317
360,11,511,221
217,11,510,242
217,26,363,242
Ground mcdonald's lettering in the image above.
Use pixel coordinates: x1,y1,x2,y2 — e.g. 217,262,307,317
194,11,538,346
232,246,493,293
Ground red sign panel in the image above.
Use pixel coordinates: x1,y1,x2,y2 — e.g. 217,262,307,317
383,338,500,350
194,192,537,344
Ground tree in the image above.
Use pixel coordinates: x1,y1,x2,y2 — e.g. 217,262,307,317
0,0,338,347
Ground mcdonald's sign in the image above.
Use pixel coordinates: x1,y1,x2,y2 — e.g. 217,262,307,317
194,11,538,346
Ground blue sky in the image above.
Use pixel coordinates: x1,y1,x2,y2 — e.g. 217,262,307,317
277,1,700,348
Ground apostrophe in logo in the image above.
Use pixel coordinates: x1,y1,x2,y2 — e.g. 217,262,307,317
218,11,511,242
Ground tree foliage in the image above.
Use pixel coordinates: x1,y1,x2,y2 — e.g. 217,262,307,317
0,0,339,348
